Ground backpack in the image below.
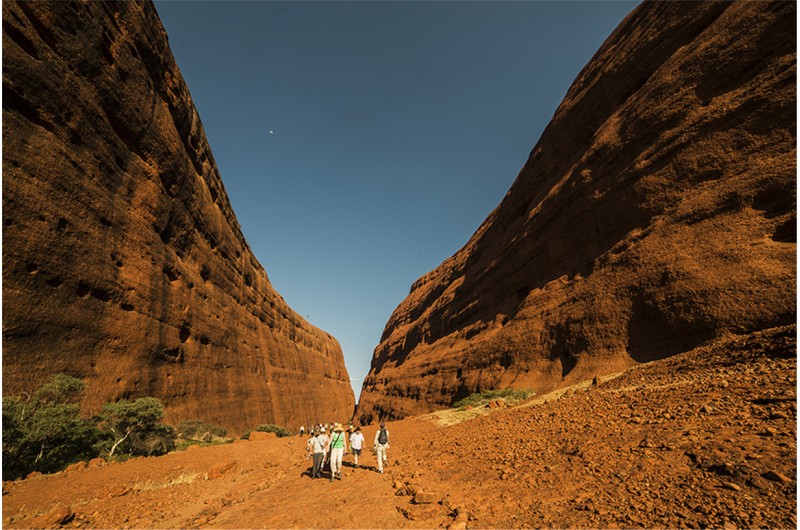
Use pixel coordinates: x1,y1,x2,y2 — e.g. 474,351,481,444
378,427,388,445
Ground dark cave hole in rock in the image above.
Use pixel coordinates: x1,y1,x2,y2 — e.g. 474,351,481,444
90,288,112,303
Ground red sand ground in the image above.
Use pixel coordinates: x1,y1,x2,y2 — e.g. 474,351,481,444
3,326,795,529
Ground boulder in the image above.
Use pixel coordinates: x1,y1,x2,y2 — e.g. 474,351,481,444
87,458,106,469
249,431,278,441
29,505,74,528
207,461,237,480
412,491,437,505
64,461,87,474
763,471,792,484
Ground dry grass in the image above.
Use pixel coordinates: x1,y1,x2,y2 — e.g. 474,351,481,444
423,369,630,427
423,406,491,427
132,472,201,492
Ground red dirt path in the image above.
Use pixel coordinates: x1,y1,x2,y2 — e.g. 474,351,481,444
3,326,796,529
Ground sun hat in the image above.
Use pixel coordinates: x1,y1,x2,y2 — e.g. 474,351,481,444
334,422,343,431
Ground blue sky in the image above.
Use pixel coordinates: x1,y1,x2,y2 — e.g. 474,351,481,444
154,1,637,399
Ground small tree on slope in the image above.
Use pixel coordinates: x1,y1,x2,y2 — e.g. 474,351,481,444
100,397,175,457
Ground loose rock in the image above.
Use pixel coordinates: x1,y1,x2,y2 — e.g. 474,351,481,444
413,492,437,505
763,471,792,484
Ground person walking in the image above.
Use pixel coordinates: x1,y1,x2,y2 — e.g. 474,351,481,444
349,426,365,467
326,423,348,482
373,422,390,474
318,426,330,474
307,429,326,479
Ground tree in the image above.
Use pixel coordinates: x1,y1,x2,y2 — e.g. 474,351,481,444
2,374,102,480
99,397,175,457
31,372,85,405
132,423,177,456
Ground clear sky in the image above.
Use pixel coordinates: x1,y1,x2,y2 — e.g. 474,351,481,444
153,0,637,400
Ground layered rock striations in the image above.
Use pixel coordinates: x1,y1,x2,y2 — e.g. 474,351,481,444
2,0,354,433
359,1,796,422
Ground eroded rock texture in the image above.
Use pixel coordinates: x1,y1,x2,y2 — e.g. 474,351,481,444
359,1,796,423
2,0,354,433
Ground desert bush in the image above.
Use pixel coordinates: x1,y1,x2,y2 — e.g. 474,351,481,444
2,375,182,477
254,423,292,438
98,397,176,457
453,388,533,409
129,422,177,456
177,419,227,440
176,438,233,451
2,374,103,480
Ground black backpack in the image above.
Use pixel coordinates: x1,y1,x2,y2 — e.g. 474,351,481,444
378,427,388,445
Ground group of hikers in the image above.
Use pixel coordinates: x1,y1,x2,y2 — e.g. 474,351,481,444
299,422,391,481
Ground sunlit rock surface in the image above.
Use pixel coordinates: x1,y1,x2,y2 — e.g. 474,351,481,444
358,0,795,423
2,0,354,433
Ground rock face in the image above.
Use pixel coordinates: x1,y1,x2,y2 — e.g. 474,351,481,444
358,1,796,423
2,0,354,433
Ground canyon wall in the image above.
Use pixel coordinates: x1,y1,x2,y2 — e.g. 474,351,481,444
359,0,796,422
2,0,354,433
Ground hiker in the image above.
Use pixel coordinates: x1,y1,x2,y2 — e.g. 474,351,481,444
373,422,390,474
318,426,330,472
319,426,329,445
326,423,348,481
299,425,305,437
307,429,326,479
349,426,365,467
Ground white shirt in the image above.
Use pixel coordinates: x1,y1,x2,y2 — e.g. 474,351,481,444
308,435,325,454
350,431,365,450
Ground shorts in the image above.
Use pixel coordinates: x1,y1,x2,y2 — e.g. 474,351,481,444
351,448,362,456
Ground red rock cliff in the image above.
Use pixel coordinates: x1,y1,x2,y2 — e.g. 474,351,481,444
358,0,796,423
2,0,354,433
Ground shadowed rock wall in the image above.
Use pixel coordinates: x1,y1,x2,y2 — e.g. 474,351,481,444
358,0,796,423
2,0,354,433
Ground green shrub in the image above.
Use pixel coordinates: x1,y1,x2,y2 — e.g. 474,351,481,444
130,422,177,456
176,438,233,451
177,419,227,440
99,397,176,457
2,374,103,480
3,375,186,478
254,424,292,438
453,388,534,409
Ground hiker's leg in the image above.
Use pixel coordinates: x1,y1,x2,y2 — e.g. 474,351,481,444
316,453,323,476
334,448,344,475
376,446,385,472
